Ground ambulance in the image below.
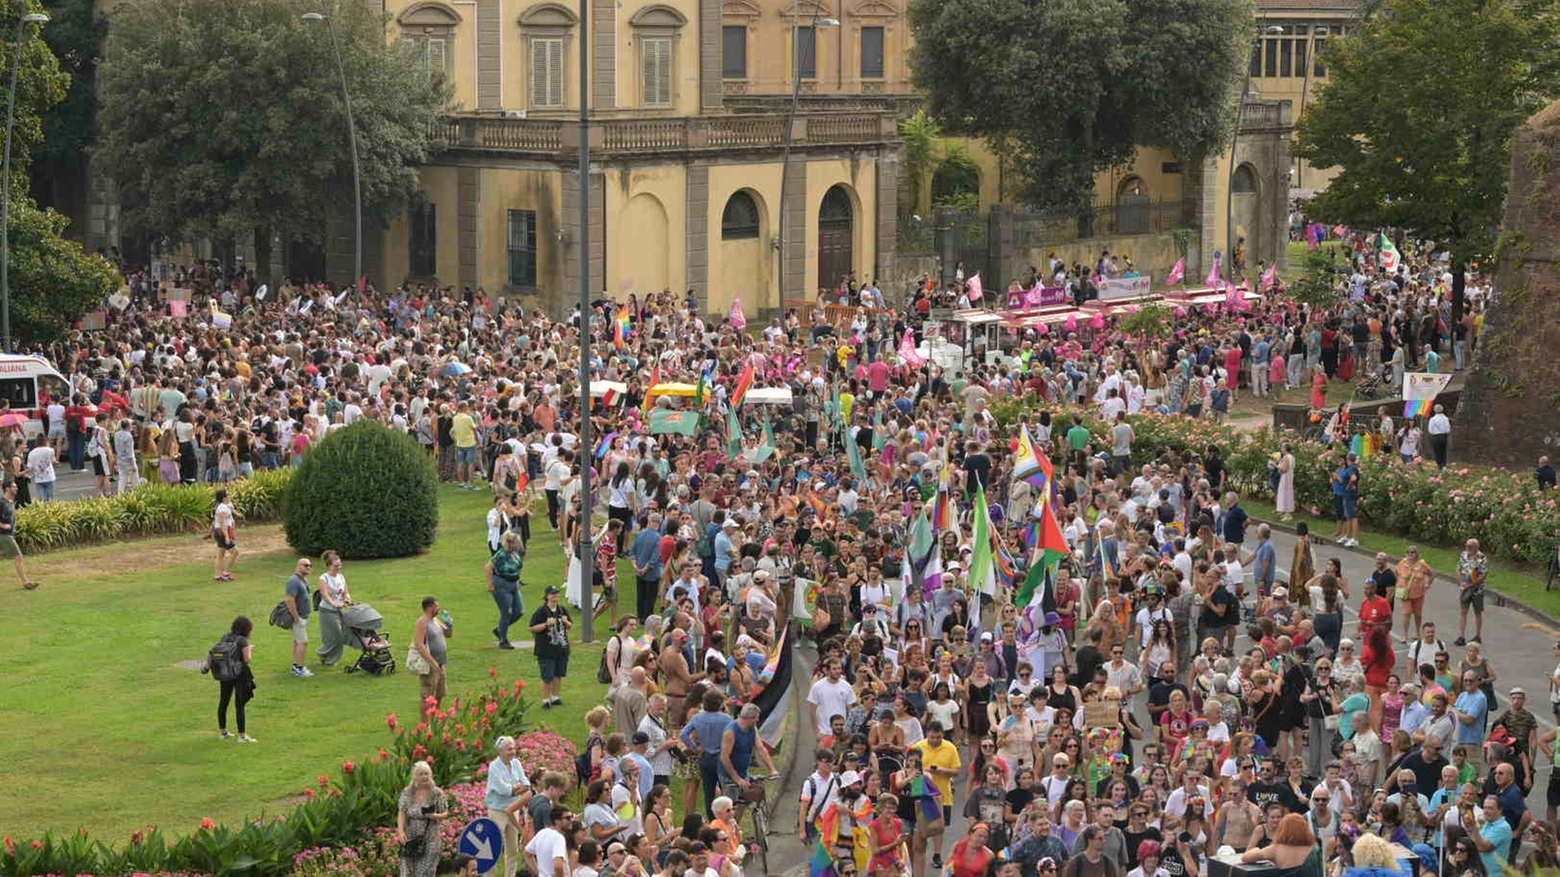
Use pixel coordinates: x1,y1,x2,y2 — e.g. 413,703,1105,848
0,354,71,438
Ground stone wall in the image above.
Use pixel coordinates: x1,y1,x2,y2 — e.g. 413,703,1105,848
1022,230,1187,288
1452,100,1560,467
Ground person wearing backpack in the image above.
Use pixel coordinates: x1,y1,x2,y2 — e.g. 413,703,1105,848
209,614,258,743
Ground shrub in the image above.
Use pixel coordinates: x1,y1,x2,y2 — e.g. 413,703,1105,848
283,422,439,559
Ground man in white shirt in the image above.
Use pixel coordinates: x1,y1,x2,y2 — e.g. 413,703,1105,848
1104,643,1145,699
806,658,857,735
1427,404,1452,469
26,440,57,502
1163,771,1213,829
523,804,572,877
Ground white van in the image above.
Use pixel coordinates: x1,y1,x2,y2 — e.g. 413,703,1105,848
0,355,71,438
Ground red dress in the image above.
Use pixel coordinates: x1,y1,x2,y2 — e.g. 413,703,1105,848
1361,641,1395,688
867,816,903,873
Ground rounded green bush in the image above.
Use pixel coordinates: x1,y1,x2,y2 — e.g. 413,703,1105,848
283,421,439,559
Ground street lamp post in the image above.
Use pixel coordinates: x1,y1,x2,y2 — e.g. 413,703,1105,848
303,11,363,296
773,13,838,313
576,0,593,644
1225,24,1284,284
1,9,48,353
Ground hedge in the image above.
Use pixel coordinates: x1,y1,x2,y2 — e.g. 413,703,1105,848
0,675,559,877
990,396,1560,567
13,469,293,554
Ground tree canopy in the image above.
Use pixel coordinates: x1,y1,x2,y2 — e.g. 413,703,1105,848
95,0,449,254
908,0,1253,211
1294,0,1560,317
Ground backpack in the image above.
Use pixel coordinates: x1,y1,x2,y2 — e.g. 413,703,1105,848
696,524,717,559
206,633,246,682
576,732,603,786
596,635,620,684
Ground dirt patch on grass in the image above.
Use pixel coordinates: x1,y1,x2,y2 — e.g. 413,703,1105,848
28,524,293,580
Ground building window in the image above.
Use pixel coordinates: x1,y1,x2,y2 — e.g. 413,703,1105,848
507,210,537,287
797,26,816,79
642,36,673,106
409,203,437,277
860,26,884,79
721,191,759,240
530,37,564,108
722,25,746,78
417,36,447,75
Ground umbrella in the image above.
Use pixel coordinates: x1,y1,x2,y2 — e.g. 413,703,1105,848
0,412,27,428
439,361,472,377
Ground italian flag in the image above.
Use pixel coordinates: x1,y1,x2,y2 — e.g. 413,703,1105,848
1379,234,1400,273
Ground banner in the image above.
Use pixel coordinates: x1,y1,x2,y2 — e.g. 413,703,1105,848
1098,276,1152,301
1009,285,1070,309
1403,372,1453,401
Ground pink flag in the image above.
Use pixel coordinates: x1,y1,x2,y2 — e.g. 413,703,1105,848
1174,306,1187,318
1064,313,1078,333
169,299,188,318
966,273,983,301
728,297,747,331
1036,321,1048,335
898,328,925,368
1090,312,1105,330
1260,264,1277,291
1205,252,1223,288
1166,258,1186,286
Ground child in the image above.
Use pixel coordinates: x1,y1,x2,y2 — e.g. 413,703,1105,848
1452,744,1478,787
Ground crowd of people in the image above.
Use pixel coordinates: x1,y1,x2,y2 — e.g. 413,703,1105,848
19,226,1551,877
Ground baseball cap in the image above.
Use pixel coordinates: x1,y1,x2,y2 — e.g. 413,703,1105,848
1510,687,1526,696
545,585,561,595
981,631,994,642
840,770,863,786
632,731,651,745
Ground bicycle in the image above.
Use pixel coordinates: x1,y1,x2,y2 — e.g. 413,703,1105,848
740,772,782,874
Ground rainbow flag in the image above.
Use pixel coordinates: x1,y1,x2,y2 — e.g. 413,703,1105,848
1013,427,1049,491
1098,536,1117,580
1404,398,1432,419
1351,431,1379,458
994,533,1019,592
931,459,955,532
905,775,942,823
642,361,661,412
808,837,837,877
594,430,618,459
613,305,631,350
731,362,755,408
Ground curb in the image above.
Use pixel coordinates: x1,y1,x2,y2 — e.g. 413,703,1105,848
1252,514,1560,629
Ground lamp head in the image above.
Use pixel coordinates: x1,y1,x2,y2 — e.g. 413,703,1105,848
21,13,48,23
301,12,327,21
819,16,840,25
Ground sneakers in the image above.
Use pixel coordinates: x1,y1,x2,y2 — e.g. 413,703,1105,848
932,855,943,870
498,641,516,650
1470,635,1481,645
219,730,235,739
542,699,552,710
1454,637,1467,646
292,665,315,678
1342,537,1359,547
1334,536,1347,545
237,734,259,743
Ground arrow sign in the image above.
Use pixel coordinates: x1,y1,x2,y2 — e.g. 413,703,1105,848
459,817,504,874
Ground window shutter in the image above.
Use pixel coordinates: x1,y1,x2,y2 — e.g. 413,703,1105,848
642,38,671,107
532,38,564,108
426,37,447,76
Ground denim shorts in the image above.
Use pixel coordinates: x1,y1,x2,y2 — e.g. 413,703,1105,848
456,446,479,465
1341,494,1359,519
537,652,569,681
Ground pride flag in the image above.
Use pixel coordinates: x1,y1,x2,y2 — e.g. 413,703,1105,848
1013,426,1049,491
731,362,755,408
613,305,630,350
1260,264,1278,291
643,360,661,411
1166,257,1186,286
1404,398,1432,419
931,459,955,532
898,328,925,368
594,430,618,459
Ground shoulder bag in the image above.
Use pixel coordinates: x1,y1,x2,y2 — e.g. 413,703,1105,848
406,644,432,676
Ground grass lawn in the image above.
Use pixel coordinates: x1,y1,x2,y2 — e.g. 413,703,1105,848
0,485,611,841
1242,496,1560,617
1286,239,1344,266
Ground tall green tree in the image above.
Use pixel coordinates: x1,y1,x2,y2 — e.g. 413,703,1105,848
1294,0,1560,320
3,1,120,345
908,0,1253,211
36,0,102,183
95,0,450,275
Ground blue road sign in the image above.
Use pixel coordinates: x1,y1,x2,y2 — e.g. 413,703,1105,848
458,817,504,873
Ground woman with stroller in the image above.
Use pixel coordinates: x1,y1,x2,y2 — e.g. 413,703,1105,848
316,549,354,667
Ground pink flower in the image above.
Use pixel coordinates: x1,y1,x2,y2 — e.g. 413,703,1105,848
342,760,356,774
488,666,499,678
303,787,317,801
486,702,498,715
318,775,331,788
386,713,400,731
199,818,216,830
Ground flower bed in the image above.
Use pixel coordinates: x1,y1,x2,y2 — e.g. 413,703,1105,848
0,673,577,877
992,396,1560,567
14,468,292,553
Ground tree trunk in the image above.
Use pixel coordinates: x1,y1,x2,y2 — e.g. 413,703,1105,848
254,226,274,291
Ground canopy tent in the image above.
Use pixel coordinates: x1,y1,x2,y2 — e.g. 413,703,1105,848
743,387,794,406
644,382,699,400
589,380,628,398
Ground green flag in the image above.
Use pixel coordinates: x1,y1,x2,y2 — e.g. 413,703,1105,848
968,483,993,595
906,509,933,570
754,418,776,465
845,416,868,482
727,407,744,459
650,408,701,436
871,408,886,452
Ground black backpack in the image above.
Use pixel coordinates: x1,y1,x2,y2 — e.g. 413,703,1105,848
205,633,246,682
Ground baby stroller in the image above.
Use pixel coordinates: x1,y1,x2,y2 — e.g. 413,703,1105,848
1355,365,1385,399
341,603,396,675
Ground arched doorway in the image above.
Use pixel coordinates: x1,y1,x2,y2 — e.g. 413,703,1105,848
818,185,853,291
1231,163,1260,274
1115,175,1149,234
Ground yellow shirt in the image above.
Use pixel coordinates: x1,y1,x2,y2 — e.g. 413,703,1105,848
452,413,478,448
841,391,855,424
913,737,962,804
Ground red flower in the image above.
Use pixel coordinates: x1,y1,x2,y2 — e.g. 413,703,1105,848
426,756,436,764
130,830,144,846
4,836,14,856
30,841,42,851
386,712,400,730
199,818,216,830
456,740,468,752
303,788,316,801
423,696,438,706
486,702,498,715
342,760,356,774
319,775,331,788
379,748,390,759
488,666,498,678
412,744,428,759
